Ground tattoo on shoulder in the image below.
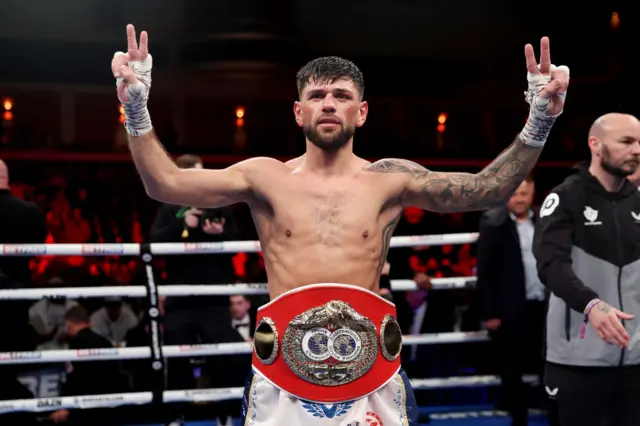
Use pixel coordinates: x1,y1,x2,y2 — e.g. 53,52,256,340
365,159,427,174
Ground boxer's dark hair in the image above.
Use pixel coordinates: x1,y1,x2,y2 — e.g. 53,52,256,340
65,305,90,323
296,56,365,100
176,154,203,169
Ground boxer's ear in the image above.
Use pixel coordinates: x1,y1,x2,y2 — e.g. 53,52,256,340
293,101,303,127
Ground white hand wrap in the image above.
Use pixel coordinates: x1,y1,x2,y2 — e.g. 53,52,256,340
520,64,570,148
114,52,154,137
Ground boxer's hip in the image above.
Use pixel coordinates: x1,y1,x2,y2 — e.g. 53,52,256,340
250,283,404,404
241,367,418,426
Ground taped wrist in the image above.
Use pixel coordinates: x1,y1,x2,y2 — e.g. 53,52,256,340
521,107,556,148
519,64,567,148
115,52,154,137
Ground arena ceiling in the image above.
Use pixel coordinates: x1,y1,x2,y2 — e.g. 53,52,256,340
0,1,635,95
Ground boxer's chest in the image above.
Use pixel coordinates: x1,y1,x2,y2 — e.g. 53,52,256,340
265,177,390,247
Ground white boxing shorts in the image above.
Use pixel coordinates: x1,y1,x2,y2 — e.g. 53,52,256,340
241,367,418,425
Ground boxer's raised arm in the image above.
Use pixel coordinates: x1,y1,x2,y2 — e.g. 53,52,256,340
129,131,253,207
366,36,570,213
366,135,541,213
115,25,253,208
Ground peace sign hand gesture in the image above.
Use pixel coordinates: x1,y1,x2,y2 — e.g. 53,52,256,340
519,37,569,148
111,24,153,136
523,37,570,118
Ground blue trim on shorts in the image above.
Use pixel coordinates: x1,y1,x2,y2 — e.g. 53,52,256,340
240,369,256,424
399,368,419,425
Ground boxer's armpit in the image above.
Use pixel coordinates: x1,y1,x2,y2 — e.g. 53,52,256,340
366,136,541,212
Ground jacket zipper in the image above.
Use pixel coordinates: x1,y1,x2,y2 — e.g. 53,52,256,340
565,305,571,341
612,201,625,366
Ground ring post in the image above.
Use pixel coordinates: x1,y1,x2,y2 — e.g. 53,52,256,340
140,242,166,406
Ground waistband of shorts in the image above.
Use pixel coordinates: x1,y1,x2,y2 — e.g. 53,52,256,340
250,283,402,404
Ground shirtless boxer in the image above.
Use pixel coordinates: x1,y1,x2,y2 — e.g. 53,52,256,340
112,24,569,426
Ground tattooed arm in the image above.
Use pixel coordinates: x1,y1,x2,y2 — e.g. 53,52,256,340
365,135,542,212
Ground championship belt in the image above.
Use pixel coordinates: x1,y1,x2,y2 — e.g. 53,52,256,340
251,283,402,403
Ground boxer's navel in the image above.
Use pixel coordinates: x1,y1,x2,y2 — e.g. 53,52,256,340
285,229,292,237
362,230,369,239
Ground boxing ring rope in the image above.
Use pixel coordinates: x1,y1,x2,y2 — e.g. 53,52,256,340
0,374,541,415
0,232,478,256
0,231,517,415
0,331,491,364
0,277,476,300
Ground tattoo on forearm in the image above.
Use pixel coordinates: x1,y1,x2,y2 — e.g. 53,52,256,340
377,213,401,277
598,303,612,314
365,136,541,212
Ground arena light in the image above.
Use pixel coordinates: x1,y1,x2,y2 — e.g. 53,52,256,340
437,112,447,124
610,12,620,30
2,98,12,111
235,106,245,119
437,123,446,133
236,118,245,128
118,104,125,124
2,111,13,121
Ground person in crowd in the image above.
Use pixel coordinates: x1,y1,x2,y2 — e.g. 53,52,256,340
90,296,139,347
0,159,48,426
48,306,128,426
150,154,244,425
477,175,557,426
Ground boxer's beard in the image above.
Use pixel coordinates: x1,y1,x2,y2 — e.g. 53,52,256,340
601,145,637,177
304,123,355,152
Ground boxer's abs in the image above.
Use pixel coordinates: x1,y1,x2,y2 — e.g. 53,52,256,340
263,243,381,298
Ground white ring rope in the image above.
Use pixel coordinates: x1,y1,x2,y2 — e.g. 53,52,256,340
0,332,490,365
0,232,478,256
0,277,477,300
0,375,540,414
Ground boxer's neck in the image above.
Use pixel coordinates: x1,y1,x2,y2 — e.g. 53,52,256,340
303,140,355,176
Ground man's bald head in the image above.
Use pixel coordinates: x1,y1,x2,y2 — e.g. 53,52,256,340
588,113,640,178
589,113,640,141
0,159,8,189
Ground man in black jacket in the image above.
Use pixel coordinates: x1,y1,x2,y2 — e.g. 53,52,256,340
0,159,47,426
150,154,244,425
48,306,127,425
533,113,640,426
477,176,555,426
151,155,239,290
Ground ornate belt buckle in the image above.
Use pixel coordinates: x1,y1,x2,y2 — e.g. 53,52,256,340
281,300,378,386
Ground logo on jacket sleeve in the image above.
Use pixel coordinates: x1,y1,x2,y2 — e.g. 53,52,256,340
540,193,560,218
583,206,602,225
545,386,559,398
631,212,640,222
